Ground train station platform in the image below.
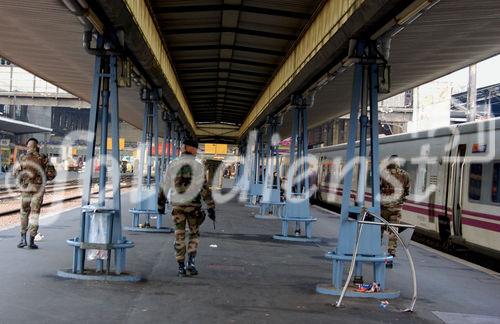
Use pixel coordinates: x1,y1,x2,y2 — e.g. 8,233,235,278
0,191,499,323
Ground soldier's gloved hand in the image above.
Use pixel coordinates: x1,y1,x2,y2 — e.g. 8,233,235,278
158,207,165,215
207,208,216,228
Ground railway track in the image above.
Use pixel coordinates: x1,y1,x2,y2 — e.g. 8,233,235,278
1,174,134,191
0,184,83,201
0,175,134,217
0,179,81,195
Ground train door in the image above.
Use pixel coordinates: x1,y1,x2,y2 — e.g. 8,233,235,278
321,155,333,201
316,156,325,200
450,144,466,236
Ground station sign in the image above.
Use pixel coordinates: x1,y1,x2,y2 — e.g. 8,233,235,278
204,143,228,155
107,138,126,150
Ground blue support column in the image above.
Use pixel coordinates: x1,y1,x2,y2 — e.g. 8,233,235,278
245,128,263,207
160,111,171,180
58,35,140,281
256,116,284,219
159,112,173,217
273,95,318,243
316,40,398,299
166,118,173,165
172,124,180,160
175,128,185,156
235,142,245,186
180,131,186,150
126,89,173,233
240,142,247,186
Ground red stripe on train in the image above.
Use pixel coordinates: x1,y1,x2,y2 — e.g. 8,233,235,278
461,210,500,221
405,199,448,212
320,186,445,213
461,217,500,232
402,205,439,219
319,186,500,232
321,186,500,221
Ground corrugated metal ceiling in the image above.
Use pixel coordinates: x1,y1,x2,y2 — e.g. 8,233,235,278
148,0,325,126
2,0,500,143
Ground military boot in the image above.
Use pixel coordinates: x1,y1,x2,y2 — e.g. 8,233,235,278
17,233,27,248
28,235,38,249
187,254,198,276
178,261,187,277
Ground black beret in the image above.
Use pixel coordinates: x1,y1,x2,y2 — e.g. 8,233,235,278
26,137,39,145
183,138,198,148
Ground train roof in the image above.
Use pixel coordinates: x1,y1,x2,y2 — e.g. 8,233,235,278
309,117,500,153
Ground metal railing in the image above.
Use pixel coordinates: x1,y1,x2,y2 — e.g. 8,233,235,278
336,208,417,312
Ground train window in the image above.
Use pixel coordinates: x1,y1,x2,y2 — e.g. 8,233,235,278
405,163,418,194
468,163,482,201
323,164,332,185
322,161,331,184
415,164,428,194
339,162,344,185
352,164,359,189
492,163,500,203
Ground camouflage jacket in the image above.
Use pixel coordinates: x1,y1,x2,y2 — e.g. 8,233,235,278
13,151,57,189
380,164,410,207
158,154,215,212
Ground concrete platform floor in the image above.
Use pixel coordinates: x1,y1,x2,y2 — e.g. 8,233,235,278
0,191,499,323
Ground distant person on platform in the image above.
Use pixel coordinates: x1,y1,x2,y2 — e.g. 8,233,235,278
157,138,216,276
13,138,56,249
380,155,410,268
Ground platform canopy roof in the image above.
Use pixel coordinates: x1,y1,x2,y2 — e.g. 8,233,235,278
95,0,500,142
2,0,500,143
95,0,414,141
146,0,324,126
0,116,52,135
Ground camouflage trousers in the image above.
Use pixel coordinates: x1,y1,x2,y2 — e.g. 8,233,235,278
172,207,206,262
381,205,402,255
20,191,44,237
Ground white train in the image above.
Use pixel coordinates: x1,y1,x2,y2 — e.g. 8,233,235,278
307,118,500,258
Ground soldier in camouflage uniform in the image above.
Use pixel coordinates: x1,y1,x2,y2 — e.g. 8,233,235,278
13,138,56,249
158,138,215,276
380,155,410,267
